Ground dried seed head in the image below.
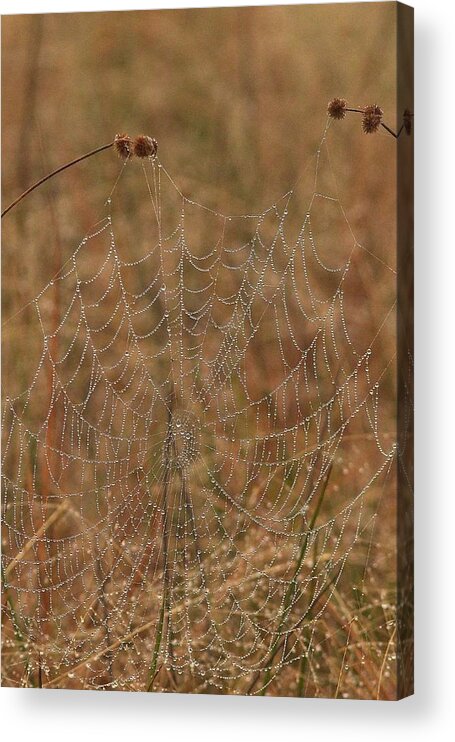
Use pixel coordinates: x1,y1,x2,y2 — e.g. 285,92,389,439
133,136,158,159
362,105,383,134
114,133,132,160
403,109,412,135
327,97,347,120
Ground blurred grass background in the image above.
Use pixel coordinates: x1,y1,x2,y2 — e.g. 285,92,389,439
2,2,399,358
2,3,397,228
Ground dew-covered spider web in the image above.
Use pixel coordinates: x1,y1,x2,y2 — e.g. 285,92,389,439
2,123,398,696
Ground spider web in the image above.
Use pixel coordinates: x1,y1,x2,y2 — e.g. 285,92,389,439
1,123,397,695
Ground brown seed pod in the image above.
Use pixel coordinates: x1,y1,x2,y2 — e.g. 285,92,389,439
403,109,413,135
114,133,132,160
133,136,158,159
362,105,383,134
327,97,347,120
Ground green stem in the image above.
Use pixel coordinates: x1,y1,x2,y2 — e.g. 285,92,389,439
147,594,166,691
146,395,174,692
249,461,333,695
2,565,35,686
296,651,308,697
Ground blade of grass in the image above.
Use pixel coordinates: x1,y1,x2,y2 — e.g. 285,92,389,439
247,460,333,694
5,500,69,578
1,565,35,686
146,594,166,691
147,392,174,691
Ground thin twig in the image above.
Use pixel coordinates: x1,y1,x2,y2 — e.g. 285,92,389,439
1,141,115,218
380,121,402,139
343,106,412,139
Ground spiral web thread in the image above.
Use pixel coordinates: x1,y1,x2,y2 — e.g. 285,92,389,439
1,123,397,695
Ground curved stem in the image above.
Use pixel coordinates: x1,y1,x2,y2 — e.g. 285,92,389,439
1,141,115,219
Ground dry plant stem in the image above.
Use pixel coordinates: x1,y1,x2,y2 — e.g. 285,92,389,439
344,108,406,139
335,620,353,698
5,500,69,578
1,141,116,218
